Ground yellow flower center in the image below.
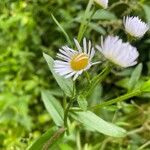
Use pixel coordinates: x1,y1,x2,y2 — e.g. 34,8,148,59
70,53,89,71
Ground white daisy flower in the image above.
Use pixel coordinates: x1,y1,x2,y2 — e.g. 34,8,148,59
94,0,108,9
54,38,95,80
123,16,149,38
96,36,139,68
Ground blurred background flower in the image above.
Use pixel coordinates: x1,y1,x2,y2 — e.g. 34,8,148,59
123,16,149,38
96,36,139,67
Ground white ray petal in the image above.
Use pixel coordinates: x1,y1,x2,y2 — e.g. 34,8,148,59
83,38,87,53
64,72,76,78
74,39,82,53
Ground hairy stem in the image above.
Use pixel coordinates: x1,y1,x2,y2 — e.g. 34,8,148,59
90,89,142,110
64,99,74,134
42,127,66,150
64,81,76,134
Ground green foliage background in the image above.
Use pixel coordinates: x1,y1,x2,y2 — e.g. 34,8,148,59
0,0,150,149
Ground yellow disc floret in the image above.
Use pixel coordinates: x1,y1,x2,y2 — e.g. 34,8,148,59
70,53,89,71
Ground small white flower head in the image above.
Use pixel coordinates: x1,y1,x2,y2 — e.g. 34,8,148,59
94,0,108,9
96,36,139,68
123,16,149,38
54,38,95,80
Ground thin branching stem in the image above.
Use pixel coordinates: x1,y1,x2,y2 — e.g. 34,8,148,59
90,89,142,110
85,64,111,97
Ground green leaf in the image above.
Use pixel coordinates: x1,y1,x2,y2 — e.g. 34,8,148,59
72,111,126,137
59,143,74,150
51,14,72,46
28,127,65,150
88,85,103,105
142,4,150,24
77,95,88,111
43,53,73,97
28,127,55,150
116,78,130,89
89,22,106,35
128,63,142,91
93,10,117,20
141,80,150,93
41,90,64,126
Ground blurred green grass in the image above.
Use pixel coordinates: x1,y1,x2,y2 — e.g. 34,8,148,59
0,0,150,149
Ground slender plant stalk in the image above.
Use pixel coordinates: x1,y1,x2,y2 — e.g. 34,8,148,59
127,34,134,43
64,100,74,134
108,1,129,11
137,141,150,150
63,93,67,109
79,6,96,42
64,81,76,134
85,71,91,83
85,64,111,97
77,0,94,43
76,131,82,150
42,127,66,150
90,89,142,110
51,14,72,47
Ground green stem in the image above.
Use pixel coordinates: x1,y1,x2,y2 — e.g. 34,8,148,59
77,0,94,43
64,81,76,134
63,94,67,109
80,6,96,40
64,100,74,134
85,71,91,83
90,89,142,110
42,127,66,150
127,34,134,43
85,64,111,97
108,1,129,11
